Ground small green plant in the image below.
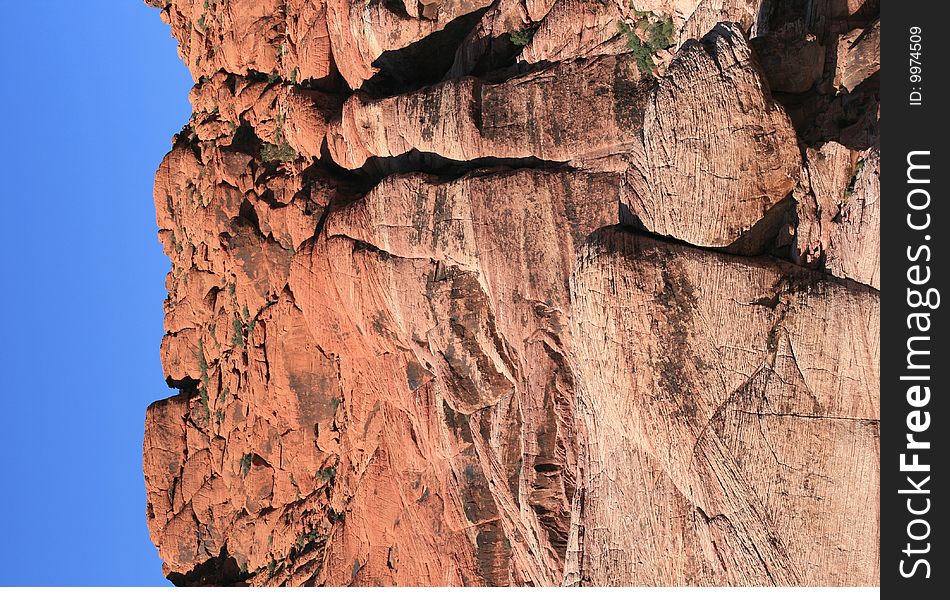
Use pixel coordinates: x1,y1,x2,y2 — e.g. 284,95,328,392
231,312,244,349
617,7,675,74
197,340,209,378
260,142,297,163
316,466,337,483
845,157,867,197
327,508,346,524
294,529,321,553
240,453,253,478
509,27,535,47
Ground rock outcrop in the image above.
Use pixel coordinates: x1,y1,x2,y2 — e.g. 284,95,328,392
327,24,801,249
568,229,879,585
144,0,880,586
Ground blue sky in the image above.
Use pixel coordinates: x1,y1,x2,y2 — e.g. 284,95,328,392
0,2,193,585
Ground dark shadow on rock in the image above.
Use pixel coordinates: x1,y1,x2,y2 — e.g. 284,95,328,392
724,195,797,258
361,8,490,97
353,148,570,190
167,547,251,587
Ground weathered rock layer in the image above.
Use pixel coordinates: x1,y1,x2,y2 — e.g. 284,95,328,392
144,0,880,586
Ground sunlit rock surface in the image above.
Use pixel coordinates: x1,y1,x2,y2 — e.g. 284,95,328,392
144,0,879,586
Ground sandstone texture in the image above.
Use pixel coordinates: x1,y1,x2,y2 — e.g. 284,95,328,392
144,0,880,586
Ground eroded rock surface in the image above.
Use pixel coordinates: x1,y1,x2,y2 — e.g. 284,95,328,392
328,24,801,249
144,0,880,586
568,229,879,585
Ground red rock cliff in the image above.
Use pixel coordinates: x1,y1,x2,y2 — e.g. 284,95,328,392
143,0,880,586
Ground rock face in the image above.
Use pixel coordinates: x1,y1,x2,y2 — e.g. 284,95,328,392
569,230,879,585
326,25,802,249
144,0,880,587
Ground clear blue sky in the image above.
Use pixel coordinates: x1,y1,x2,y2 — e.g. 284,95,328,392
0,1,193,585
